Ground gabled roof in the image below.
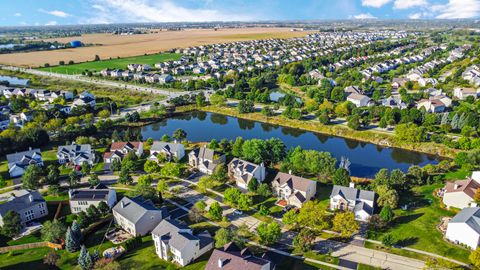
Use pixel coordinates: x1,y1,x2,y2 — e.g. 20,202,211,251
450,207,480,235
150,141,184,153
272,172,314,193
112,196,165,224
330,185,375,202
152,219,211,252
0,190,45,216
229,158,261,174
110,141,142,151
445,178,480,199
205,242,272,270
6,149,42,169
190,147,222,162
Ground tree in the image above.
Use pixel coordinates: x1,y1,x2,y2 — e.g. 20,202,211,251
144,160,161,173
210,93,226,106
22,164,43,190
81,161,91,175
76,212,90,229
332,212,359,237
394,123,426,143
231,137,244,157
195,200,207,212
470,249,480,269
65,226,81,252
238,100,255,113
256,222,281,245
333,168,351,186
88,174,100,186
69,171,81,187
111,159,121,171
45,165,60,185
247,177,259,193
118,168,133,185
137,174,153,186
172,128,187,141
86,205,100,220
160,162,182,177
296,201,329,233
214,228,233,248
282,209,298,226
97,201,110,216
379,205,394,222
198,175,219,192
347,115,361,130
41,219,66,243
293,229,315,253
188,207,203,223
258,205,270,216
1,211,22,238
382,233,396,247
43,251,60,267
78,245,93,270
208,202,223,221
257,183,272,197
375,185,399,209
98,109,111,119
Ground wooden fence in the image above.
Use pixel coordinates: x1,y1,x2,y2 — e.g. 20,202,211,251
0,241,63,253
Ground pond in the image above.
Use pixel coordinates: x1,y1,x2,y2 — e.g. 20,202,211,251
0,75,30,86
141,111,440,177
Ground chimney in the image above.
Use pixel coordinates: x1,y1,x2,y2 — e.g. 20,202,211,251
121,201,126,208
288,170,292,175
218,259,225,268
454,183,459,189
28,194,33,202
68,189,74,198
349,182,355,188
174,139,177,144
29,146,32,151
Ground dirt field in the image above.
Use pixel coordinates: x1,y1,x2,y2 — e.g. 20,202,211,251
0,28,312,67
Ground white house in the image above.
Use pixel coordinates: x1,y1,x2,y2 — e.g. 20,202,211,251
347,93,372,107
112,196,169,236
6,149,44,178
188,147,226,175
228,158,266,189
148,141,185,162
103,141,143,164
57,143,95,166
271,171,316,208
69,184,117,214
152,219,213,266
0,190,48,227
454,87,480,100
442,172,480,209
330,183,376,222
446,207,480,249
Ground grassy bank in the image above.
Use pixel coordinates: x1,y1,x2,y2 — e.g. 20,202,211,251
200,105,458,159
37,53,182,74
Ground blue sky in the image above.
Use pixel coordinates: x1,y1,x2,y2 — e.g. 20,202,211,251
0,0,479,26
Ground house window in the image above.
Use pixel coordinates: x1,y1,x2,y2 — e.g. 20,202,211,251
39,203,44,209
40,210,46,216
24,210,34,221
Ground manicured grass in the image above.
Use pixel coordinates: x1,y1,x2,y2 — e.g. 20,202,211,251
38,53,182,74
368,184,471,263
357,263,382,270
445,169,471,180
6,232,42,247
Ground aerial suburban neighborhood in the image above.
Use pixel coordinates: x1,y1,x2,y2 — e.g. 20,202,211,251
0,1,479,270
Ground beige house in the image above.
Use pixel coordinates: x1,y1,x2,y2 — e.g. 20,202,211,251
271,172,316,208
228,158,266,189
443,172,480,209
188,147,225,175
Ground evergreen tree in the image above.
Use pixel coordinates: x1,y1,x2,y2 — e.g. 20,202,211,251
71,221,83,242
332,168,351,186
451,113,459,130
440,112,449,125
65,227,80,252
458,113,467,130
247,178,259,193
77,245,93,270
91,250,100,263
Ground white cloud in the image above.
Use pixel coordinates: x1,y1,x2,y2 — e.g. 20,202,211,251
14,13,22,17
354,13,377,19
409,13,422,19
82,0,251,24
40,9,71,18
361,0,391,8
435,0,480,19
45,21,58,26
394,0,428,9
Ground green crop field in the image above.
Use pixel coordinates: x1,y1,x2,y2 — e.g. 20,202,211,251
38,53,182,74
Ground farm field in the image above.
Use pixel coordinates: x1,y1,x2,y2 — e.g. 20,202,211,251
0,28,312,67
38,52,182,74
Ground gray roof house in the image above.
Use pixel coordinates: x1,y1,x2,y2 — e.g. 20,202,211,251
271,172,316,208
0,190,48,227
69,184,117,214
57,143,95,166
228,158,266,189
6,148,44,178
188,147,226,175
148,141,185,162
446,207,480,249
152,219,213,266
330,183,376,222
112,196,169,236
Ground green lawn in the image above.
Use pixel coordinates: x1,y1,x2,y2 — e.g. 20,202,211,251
368,184,471,263
38,53,182,74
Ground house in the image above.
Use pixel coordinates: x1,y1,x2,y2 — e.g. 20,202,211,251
112,196,169,236
442,172,480,209
69,184,117,214
228,158,266,189
103,141,143,164
152,219,213,266
57,143,95,166
416,99,446,113
79,91,95,100
148,141,185,162
391,77,408,89
271,172,316,208
381,95,407,109
158,74,174,84
445,207,480,249
6,148,43,178
0,190,48,227
344,85,364,95
205,242,274,270
329,183,376,222
188,147,226,175
454,87,480,100
347,93,372,107
72,96,96,108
